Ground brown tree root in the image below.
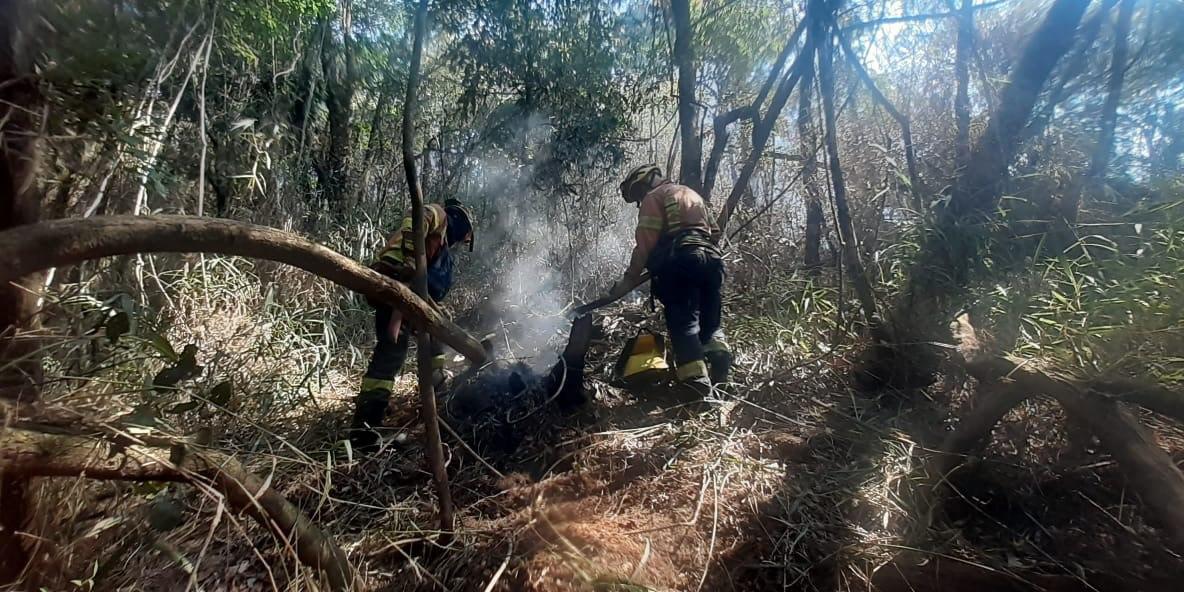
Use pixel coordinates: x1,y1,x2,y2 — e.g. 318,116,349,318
931,381,1032,482
933,354,1184,552
0,214,487,365
0,429,359,591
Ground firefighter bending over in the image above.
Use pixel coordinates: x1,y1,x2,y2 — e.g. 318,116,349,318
603,164,732,396
350,198,475,452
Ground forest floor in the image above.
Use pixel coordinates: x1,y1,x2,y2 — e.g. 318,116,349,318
28,299,1184,592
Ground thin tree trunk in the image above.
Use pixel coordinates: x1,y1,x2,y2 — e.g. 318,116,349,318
321,1,355,205
701,21,805,202
671,0,702,192
872,0,1091,389
798,59,824,272
954,0,973,170
1088,0,1134,180
0,0,42,579
701,106,752,202
944,0,1090,221
716,27,814,235
402,0,454,537
831,23,924,210
1023,0,1118,142
814,3,880,331
700,21,805,203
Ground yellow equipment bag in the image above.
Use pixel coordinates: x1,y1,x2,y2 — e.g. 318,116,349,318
613,331,670,384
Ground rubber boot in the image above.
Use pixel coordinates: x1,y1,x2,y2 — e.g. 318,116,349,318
349,388,390,454
705,349,733,386
674,360,712,399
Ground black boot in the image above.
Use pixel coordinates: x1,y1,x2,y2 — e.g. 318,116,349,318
349,389,391,454
705,350,733,385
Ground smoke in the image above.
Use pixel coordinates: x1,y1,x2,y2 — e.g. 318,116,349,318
455,112,572,370
449,109,642,370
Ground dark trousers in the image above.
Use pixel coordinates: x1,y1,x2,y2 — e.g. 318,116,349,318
352,304,442,434
654,247,725,378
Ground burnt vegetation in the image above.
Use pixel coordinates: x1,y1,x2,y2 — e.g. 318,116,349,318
2,0,1184,590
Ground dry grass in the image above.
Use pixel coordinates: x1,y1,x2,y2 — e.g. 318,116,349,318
9,251,1184,592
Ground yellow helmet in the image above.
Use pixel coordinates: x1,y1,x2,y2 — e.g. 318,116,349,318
620,164,663,203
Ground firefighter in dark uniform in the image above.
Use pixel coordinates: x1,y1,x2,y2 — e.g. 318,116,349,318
350,198,474,452
603,165,732,395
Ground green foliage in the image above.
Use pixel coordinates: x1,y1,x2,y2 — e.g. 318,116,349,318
437,0,657,188
989,201,1184,383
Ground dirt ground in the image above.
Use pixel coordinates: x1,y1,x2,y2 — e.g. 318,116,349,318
21,307,1184,592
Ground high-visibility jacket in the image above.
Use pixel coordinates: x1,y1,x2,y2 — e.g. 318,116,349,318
377,203,449,269
373,203,453,301
624,182,716,281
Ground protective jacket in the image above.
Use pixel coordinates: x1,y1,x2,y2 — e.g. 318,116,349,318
624,182,719,283
373,203,453,301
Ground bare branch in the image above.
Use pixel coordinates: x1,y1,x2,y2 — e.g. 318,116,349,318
0,215,490,365
0,428,358,590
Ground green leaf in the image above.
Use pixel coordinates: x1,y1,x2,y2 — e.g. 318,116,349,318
208,381,233,406
144,330,178,362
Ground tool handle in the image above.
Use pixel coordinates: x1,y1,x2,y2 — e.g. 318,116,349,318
571,272,653,317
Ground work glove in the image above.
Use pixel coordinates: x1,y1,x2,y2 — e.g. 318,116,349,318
431,367,451,391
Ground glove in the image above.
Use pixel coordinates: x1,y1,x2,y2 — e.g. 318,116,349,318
431,367,451,391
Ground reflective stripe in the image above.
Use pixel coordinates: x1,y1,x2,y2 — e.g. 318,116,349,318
703,339,730,354
638,215,664,231
361,377,396,392
431,355,447,370
379,248,405,264
675,360,708,381
663,195,682,229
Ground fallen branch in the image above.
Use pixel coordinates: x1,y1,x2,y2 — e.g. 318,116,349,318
931,381,1031,482
0,215,488,365
1038,372,1184,551
947,354,1184,551
0,428,357,591
1089,378,1184,425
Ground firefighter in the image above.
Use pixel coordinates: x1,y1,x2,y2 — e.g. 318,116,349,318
604,164,732,396
350,198,475,452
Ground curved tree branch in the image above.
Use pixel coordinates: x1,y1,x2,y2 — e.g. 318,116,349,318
0,428,357,590
0,215,489,365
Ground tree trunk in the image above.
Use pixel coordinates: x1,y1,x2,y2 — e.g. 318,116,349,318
1087,0,1134,180
798,59,824,272
700,22,805,203
1022,0,1118,142
831,23,924,211
402,0,454,537
944,0,1089,221
716,25,814,235
814,3,881,331
700,107,752,202
320,2,355,205
671,0,702,192
954,0,973,170
0,1,42,580
870,0,1090,389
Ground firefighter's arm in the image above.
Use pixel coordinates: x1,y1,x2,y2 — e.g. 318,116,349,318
611,196,663,298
